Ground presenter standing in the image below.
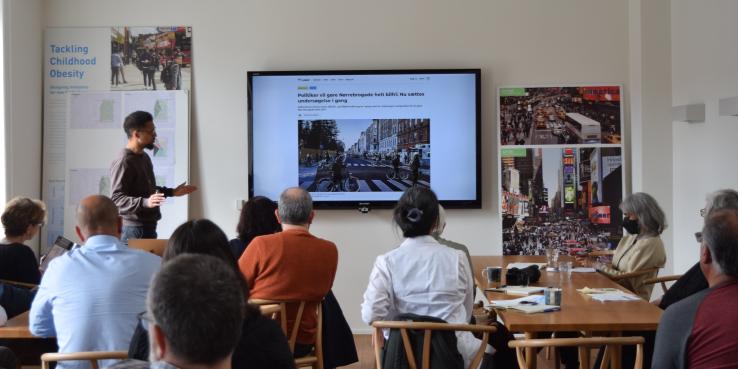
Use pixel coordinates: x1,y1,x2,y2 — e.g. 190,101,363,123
110,111,197,242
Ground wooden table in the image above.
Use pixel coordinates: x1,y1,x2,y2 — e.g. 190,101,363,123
0,311,34,338
472,256,662,368
0,311,57,364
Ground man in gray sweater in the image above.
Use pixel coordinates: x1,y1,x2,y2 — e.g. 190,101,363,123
652,208,738,369
110,111,196,242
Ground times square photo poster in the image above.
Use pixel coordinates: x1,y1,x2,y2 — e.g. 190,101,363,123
498,85,624,256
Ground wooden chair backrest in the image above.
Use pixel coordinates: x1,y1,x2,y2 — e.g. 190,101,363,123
41,351,128,369
607,267,661,295
643,274,682,294
258,303,283,317
127,238,168,257
0,278,37,289
508,336,645,369
371,320,498,369
249,299,323,369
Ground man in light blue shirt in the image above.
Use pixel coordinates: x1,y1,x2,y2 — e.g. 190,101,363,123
29,195,160,369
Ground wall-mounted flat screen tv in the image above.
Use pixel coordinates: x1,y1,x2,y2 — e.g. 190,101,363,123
248,69,481,209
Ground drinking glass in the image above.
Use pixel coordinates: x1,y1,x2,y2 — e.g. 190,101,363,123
559,261,573,279
545,248,559,269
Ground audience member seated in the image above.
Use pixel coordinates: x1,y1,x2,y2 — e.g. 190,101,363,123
29,195,160,369
0,197,46,284
653,208,738,369
361,187,517,369
229,196,280,258
0,347,17,369
656,189,738,309
108,254,245,369
595,192,666,299
0,282,35,318
127,219,294,369
239,187,338,358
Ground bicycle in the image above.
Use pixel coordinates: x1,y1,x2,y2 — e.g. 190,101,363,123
316,174,359,192
386,167,410,180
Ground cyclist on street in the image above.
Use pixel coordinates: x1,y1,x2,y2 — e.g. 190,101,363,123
411,154,420,185
331,156,346,191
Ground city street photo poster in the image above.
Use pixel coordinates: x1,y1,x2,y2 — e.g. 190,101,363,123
499,85,622,146
298,119,430,192
500,147,623,256
111,26,192,91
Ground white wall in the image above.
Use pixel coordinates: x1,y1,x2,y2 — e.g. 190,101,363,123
42,0,630,332
671,0,738,273
3,0,44,252
628,0,673,277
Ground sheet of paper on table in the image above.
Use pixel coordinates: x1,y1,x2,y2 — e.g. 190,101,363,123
572,267,597,273
577,287,640,301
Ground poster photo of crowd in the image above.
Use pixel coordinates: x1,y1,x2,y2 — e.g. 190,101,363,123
110,26,192,91
500,146,623,256
298,119,430,192
499,85,622,146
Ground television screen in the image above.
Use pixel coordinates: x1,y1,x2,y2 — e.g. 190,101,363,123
248,69,481,209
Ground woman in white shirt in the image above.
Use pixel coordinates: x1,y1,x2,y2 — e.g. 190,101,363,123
361,187,515,369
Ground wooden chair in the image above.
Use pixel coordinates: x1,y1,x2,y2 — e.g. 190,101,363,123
602,267,660,297
0,279,37,289
127,238,168,256
371,320,498,369
258,303,284,317
509,336,645,369
41,351,128,369
249,299,323,369
644,274,682,294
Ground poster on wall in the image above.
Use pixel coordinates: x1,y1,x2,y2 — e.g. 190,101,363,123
498,84,624,256
42,26,192,249
499,86,622,146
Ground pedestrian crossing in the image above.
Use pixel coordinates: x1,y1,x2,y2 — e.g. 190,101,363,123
300,177,431,192
345,163,392,168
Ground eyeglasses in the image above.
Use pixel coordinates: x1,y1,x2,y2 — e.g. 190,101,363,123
700,208,706,217
139,128,156,135
137,311,154,329
694,232,703,243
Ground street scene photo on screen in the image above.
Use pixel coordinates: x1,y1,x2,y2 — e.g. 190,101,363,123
499,86,622,146
501,147,623,256
298,119,430,192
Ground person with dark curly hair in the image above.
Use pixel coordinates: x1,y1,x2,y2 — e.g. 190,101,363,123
229,196,280,258
0,197,46,284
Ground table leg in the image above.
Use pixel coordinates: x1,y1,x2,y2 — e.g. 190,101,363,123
610,331,622,369
524,332,536,369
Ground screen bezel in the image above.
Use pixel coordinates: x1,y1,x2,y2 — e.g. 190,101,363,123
247,69,482,209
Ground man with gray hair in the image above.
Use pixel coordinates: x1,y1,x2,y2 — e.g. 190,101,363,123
238,188,338,358
652,208,738,369
29,195,160,369
657,188,738,309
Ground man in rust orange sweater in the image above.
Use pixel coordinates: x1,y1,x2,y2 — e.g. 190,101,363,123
238,187,338,358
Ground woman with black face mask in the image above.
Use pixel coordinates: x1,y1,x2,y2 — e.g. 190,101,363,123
594,192,667,300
